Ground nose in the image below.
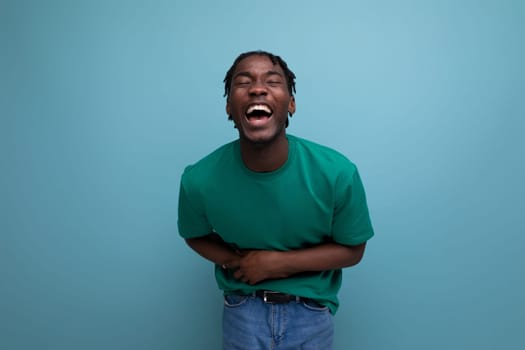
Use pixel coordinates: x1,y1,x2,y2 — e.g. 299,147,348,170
248,80,267,96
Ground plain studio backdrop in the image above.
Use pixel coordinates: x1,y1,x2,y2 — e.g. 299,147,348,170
2,0,524,349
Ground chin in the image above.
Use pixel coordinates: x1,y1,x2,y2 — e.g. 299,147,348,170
240,130,282,145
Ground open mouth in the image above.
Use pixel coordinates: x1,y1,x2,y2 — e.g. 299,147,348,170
245,104,273,120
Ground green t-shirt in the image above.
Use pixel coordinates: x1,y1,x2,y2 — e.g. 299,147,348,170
178,134,374,314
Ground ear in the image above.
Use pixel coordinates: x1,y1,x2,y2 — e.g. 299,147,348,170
288,95,296,116
226,100,231,116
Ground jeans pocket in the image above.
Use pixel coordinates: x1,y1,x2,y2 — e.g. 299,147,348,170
224,295,250,308
301,299,329,312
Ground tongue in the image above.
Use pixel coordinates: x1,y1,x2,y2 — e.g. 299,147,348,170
246,115,270,126
246,110,272,119
247,111,270,117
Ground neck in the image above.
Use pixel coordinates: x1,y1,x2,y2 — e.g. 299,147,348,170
239,135,289,172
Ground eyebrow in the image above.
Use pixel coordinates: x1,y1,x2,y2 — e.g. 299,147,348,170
233,70,284,79
266,70,284,77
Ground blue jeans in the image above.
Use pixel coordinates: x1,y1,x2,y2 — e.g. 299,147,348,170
223,295,334,350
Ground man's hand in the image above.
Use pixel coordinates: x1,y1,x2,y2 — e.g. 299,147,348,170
227,250,288,285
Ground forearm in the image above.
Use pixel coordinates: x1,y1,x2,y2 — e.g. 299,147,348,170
185,234,241,268
278,242,366,276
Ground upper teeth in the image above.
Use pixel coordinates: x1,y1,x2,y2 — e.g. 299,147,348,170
247,104,271,114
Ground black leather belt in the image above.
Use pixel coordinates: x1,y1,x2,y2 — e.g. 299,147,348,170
254,290,302,304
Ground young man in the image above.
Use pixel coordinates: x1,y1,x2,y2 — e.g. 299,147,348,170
178,50,374,349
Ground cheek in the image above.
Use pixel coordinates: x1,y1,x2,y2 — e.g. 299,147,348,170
226,100,241,116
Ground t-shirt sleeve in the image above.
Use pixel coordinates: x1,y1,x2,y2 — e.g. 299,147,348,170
331,164,374,245
177,170,213,239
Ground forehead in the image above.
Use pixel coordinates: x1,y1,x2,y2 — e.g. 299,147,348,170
233,55,285,76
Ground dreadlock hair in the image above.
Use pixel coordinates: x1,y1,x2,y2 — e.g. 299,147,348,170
223,50,297,126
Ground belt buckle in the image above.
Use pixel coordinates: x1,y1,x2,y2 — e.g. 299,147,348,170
263,291,279,303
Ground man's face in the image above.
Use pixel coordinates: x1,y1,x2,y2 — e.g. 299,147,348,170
226,55,296,145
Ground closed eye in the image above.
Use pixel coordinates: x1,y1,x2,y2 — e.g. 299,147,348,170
235,80,251,86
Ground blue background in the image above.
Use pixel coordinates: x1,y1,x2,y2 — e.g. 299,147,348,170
2,0,524,349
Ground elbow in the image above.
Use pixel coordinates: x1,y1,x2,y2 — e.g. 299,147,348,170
344,242,366,267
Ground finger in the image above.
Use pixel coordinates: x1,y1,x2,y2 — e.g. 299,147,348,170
227,261,240,270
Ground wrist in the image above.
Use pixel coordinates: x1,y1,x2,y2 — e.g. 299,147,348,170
221,251,242,270
271,250,293,279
